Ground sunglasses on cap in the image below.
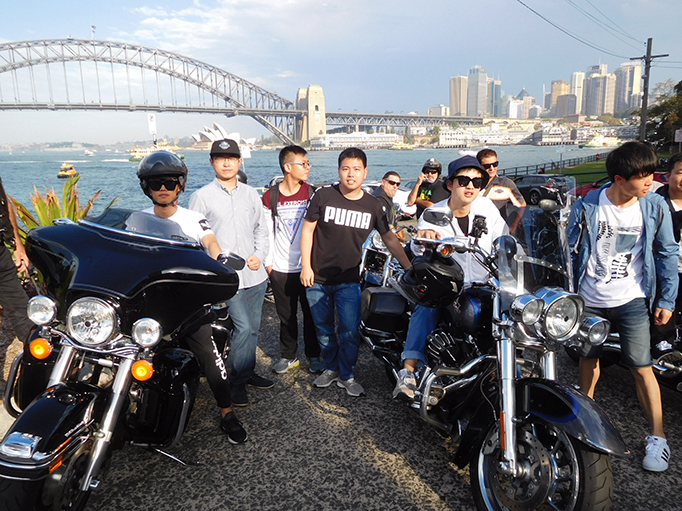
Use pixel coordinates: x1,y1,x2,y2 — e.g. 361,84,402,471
148,178,180,191
453,175,484,189
482,161,499,170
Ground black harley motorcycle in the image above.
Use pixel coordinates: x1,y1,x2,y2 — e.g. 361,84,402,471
359,225,416,289
0,208,243,511
360,201,629,511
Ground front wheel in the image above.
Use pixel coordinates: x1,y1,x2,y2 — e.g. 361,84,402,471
529,190,541,205
471,421,613,511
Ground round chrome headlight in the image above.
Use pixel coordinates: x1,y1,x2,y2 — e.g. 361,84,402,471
579,316,610,346
27,296,58,326
535,287,584,341
66,298,118,346
371,231,386,250
132,318,162,348
510,295,544,325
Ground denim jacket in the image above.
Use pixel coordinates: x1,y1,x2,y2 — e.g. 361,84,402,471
566,184,679,312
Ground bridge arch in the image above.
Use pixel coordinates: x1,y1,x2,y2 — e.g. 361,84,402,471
0,39,298,143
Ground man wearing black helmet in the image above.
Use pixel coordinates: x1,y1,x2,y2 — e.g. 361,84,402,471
189,139,272,408
394,155,507,399
136,151,248,444
407,158,450,218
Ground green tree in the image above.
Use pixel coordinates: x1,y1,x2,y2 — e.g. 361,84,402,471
646,80,682,146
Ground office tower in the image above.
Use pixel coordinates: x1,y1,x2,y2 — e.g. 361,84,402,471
522,96,536,119
449,76,468,116
571,72,585,114
550,80,570,110
488,78,502,117
586,63,608,77
428,104,450,116
528,104,542,118
614,62,642,114
508,99,524,119
544,91,552,110
584,73,616,116
467,65,488,117
556,94,577,118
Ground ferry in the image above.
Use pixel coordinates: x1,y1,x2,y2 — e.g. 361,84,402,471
388,142,414,150
583,134,622,149
128,140,185,162
57,162,78,179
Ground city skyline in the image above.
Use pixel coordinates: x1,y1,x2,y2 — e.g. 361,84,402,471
0,0,680,144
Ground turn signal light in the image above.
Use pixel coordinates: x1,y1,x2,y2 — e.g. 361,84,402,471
131,360,154,381
29,338,52,360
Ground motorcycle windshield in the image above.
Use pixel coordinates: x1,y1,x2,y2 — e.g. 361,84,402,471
495,177,576,298
26,208,239,334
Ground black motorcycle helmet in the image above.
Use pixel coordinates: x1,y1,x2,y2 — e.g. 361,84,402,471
422,158,442,175
138,151,188,203
395,256,464,308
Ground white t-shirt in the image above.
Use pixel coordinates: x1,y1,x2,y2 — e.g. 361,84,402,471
671,200,682,273
142,206,214,247
580,190,646,308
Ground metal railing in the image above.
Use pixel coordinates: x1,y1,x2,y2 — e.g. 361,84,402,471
500,152,610,178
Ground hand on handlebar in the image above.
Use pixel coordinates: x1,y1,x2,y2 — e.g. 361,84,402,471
415,229,442,242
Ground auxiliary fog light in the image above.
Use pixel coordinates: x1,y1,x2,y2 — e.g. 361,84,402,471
578,317,610,346
510,295,544,325
132,318,162,348
29,338,53,360
131,360,154,381
27,296,58,326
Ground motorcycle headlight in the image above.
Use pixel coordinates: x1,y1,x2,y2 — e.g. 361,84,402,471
535,287,583,342
371,231,386,250
510,295,544,325
66,298,118,346
27,296,58,326
132,318,162,348
578,316,610,346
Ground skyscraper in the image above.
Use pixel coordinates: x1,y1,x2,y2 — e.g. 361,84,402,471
488,78,502,117
571,72,585,115
584,73,616,116
614,62,642,115
550,80,570,110
467,65,488,117
449,76,468,116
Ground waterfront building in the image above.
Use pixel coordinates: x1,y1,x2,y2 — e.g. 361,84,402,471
584,73,616,116
550,80,570,110
309,131,400,150
488,78,502,118
449,76,468,116
571,72,585,115
467,65,488,117
556,94,577,118
614,62,642,115
428,104,450,116
406,126,428,137
295,85,327,142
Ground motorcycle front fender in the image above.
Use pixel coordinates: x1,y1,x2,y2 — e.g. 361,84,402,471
517,378,629,456
0,382,105,481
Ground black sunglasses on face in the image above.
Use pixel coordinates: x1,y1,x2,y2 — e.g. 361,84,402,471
424,169,439,175
454,175,484,189
385,179,401,186
148,178,180,191
482,161,499,169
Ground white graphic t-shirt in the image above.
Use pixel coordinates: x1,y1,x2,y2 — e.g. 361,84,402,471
580,190,646,308
142,206,214,248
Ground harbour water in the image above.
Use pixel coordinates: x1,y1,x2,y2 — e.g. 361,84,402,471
0,145,605,218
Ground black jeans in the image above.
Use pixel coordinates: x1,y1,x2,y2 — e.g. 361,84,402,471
269,270,320,361
184,323,232,409
0,245,33,343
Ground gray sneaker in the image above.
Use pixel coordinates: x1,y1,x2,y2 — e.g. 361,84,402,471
307,357,325,374
313,369,339,388
392,368,416,400
337,378,365,397
272,357,300,374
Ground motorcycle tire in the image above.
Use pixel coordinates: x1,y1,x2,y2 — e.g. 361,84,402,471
471,421,613,511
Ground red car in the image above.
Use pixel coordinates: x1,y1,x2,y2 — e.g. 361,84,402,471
570,172,668,197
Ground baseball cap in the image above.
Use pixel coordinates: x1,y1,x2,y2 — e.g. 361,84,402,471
210,139,241,158
443,155,489,190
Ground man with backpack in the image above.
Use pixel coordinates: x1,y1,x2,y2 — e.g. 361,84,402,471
262,145,323,374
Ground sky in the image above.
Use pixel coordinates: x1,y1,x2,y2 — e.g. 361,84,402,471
0,0,680,145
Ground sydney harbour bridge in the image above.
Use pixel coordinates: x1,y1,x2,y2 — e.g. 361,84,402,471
0,39,482,145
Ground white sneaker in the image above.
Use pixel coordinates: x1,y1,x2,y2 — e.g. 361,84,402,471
392,368,417,400
643,435,670,472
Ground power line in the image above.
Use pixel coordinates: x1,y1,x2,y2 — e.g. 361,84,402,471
563,0,644,52
581,0,643,43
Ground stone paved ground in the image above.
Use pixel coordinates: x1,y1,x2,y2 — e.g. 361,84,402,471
1,301,682,510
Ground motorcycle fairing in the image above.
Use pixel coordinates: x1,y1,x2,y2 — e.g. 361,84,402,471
453,378,629,468
0,383,105,480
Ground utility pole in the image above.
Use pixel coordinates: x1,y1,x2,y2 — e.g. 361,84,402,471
631,38,668,141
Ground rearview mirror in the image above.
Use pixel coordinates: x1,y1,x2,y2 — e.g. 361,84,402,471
422,209,453,227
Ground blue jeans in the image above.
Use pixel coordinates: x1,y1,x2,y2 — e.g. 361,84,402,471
402,305,441,365
582,298,652,367
306,282,362,381
226,280,267,386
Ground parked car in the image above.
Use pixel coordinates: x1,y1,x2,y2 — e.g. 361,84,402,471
570,172,668,198
513,174,573,205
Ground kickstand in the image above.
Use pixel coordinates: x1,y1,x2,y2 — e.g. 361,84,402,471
147,447,202,466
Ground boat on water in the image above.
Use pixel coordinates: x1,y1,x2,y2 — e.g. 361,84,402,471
84,149,95,156
128,140,185,162
57,162,78,179
582,134,622,149
388,142,414,150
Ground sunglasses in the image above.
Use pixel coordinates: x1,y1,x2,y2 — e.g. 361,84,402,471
385,179,401,187
482,161,499,170
424,169,440,175
148,178,180,191
454,175,484,189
